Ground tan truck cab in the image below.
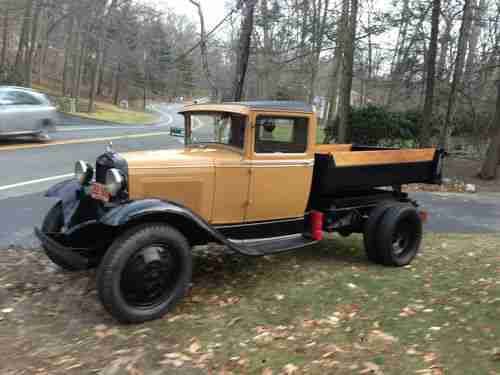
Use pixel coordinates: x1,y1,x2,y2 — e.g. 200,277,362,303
36,101,444,323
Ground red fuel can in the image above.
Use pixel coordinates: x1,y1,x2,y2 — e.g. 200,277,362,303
310,211,324,241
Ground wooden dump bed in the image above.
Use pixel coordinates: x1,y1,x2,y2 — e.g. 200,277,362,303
311,144,444,196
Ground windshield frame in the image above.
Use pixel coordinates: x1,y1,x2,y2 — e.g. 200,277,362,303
184,111,248,154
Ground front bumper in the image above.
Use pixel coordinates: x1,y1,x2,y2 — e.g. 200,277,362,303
35,227,90,270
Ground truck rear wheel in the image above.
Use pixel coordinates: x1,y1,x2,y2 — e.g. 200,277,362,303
363,202,394,263
97,223,192,323
376,205,422,267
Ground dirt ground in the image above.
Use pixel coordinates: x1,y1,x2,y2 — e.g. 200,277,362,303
405,157,500,193
1,234,499,375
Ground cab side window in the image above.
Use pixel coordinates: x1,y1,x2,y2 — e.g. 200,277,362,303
254,116,308,153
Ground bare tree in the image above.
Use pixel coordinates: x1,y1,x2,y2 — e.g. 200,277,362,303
419,0,440,147
232,0,258,101
88,0,119,113
1,5,8,67
337,0,358,143
323,0,349,143
25,0,42,87
308,0,330,103
440,0,474,149
15,0,33,73
62,15,75,96
464,0,486,84
189,0,218,99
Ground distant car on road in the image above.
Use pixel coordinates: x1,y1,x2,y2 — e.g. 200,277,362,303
169,125,185,137
0,86,57,141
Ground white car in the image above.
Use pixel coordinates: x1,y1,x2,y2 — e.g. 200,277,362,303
0,86,58,140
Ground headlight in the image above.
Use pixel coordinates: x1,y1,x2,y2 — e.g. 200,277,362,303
105,168,125,196
75,160,93,184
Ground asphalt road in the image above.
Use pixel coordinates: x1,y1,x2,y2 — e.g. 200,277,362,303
0,104,499,249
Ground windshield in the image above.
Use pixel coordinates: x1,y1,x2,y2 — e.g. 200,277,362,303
188,113,246,149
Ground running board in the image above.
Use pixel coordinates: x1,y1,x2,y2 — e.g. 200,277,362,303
227,234,317,256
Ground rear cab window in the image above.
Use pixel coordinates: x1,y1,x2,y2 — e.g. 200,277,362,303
254,116,309,153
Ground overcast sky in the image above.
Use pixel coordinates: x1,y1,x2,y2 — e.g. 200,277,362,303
143,0,229,30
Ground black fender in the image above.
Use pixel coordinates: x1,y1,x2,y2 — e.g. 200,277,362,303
99,199,253,254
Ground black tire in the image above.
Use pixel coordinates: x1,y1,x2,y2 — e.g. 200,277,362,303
97,223,192,324
376,205,422,267
41,202,79,271
363,202,395,263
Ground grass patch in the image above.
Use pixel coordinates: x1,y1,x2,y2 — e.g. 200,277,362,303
31,83,159,125
71,100,159,125
0,233,499,374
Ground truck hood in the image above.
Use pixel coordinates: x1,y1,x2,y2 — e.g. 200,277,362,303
121,147,242,169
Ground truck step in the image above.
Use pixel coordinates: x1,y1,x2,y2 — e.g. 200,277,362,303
227,234,317,256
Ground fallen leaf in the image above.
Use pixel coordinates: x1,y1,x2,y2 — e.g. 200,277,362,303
399,307,417,317
360,361,381,374
253,332,273,345
188,341,201,354
1,308,13,314
368,330,398,344
423,352,438,363
227,317,242,327
275,294,285,300
322,352,336,359
282,363,299,374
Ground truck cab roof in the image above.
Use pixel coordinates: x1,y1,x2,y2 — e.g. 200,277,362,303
179,101,314,116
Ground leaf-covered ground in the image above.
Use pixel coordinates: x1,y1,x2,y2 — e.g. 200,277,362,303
0,234,499,375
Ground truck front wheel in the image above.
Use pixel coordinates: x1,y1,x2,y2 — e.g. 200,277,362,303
97,223,192,323
376,205,422,267
41,202,80,271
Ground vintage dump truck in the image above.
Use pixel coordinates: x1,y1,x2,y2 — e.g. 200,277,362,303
36,101,444,323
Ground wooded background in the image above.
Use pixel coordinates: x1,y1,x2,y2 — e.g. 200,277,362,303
0,0,499,178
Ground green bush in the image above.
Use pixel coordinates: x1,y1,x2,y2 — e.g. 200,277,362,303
350,105,422,146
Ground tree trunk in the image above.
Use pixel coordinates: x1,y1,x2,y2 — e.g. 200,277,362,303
88,0,118,113
15,0,33,77
419,0,440,147
97,48,108,96
232,0,258,101
259,0,272,99
113,63,121,106
26,1,42,88
440,0,474,149
464,0,485,85
386,0,410,107
323,0,349,143
75,43,87,110
478,78,500,179
37,31,48,84
62,17,75,96
1,8,8,67
71,28,81,98
337,0,358,143
437,16,452,81
308,0,330,104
